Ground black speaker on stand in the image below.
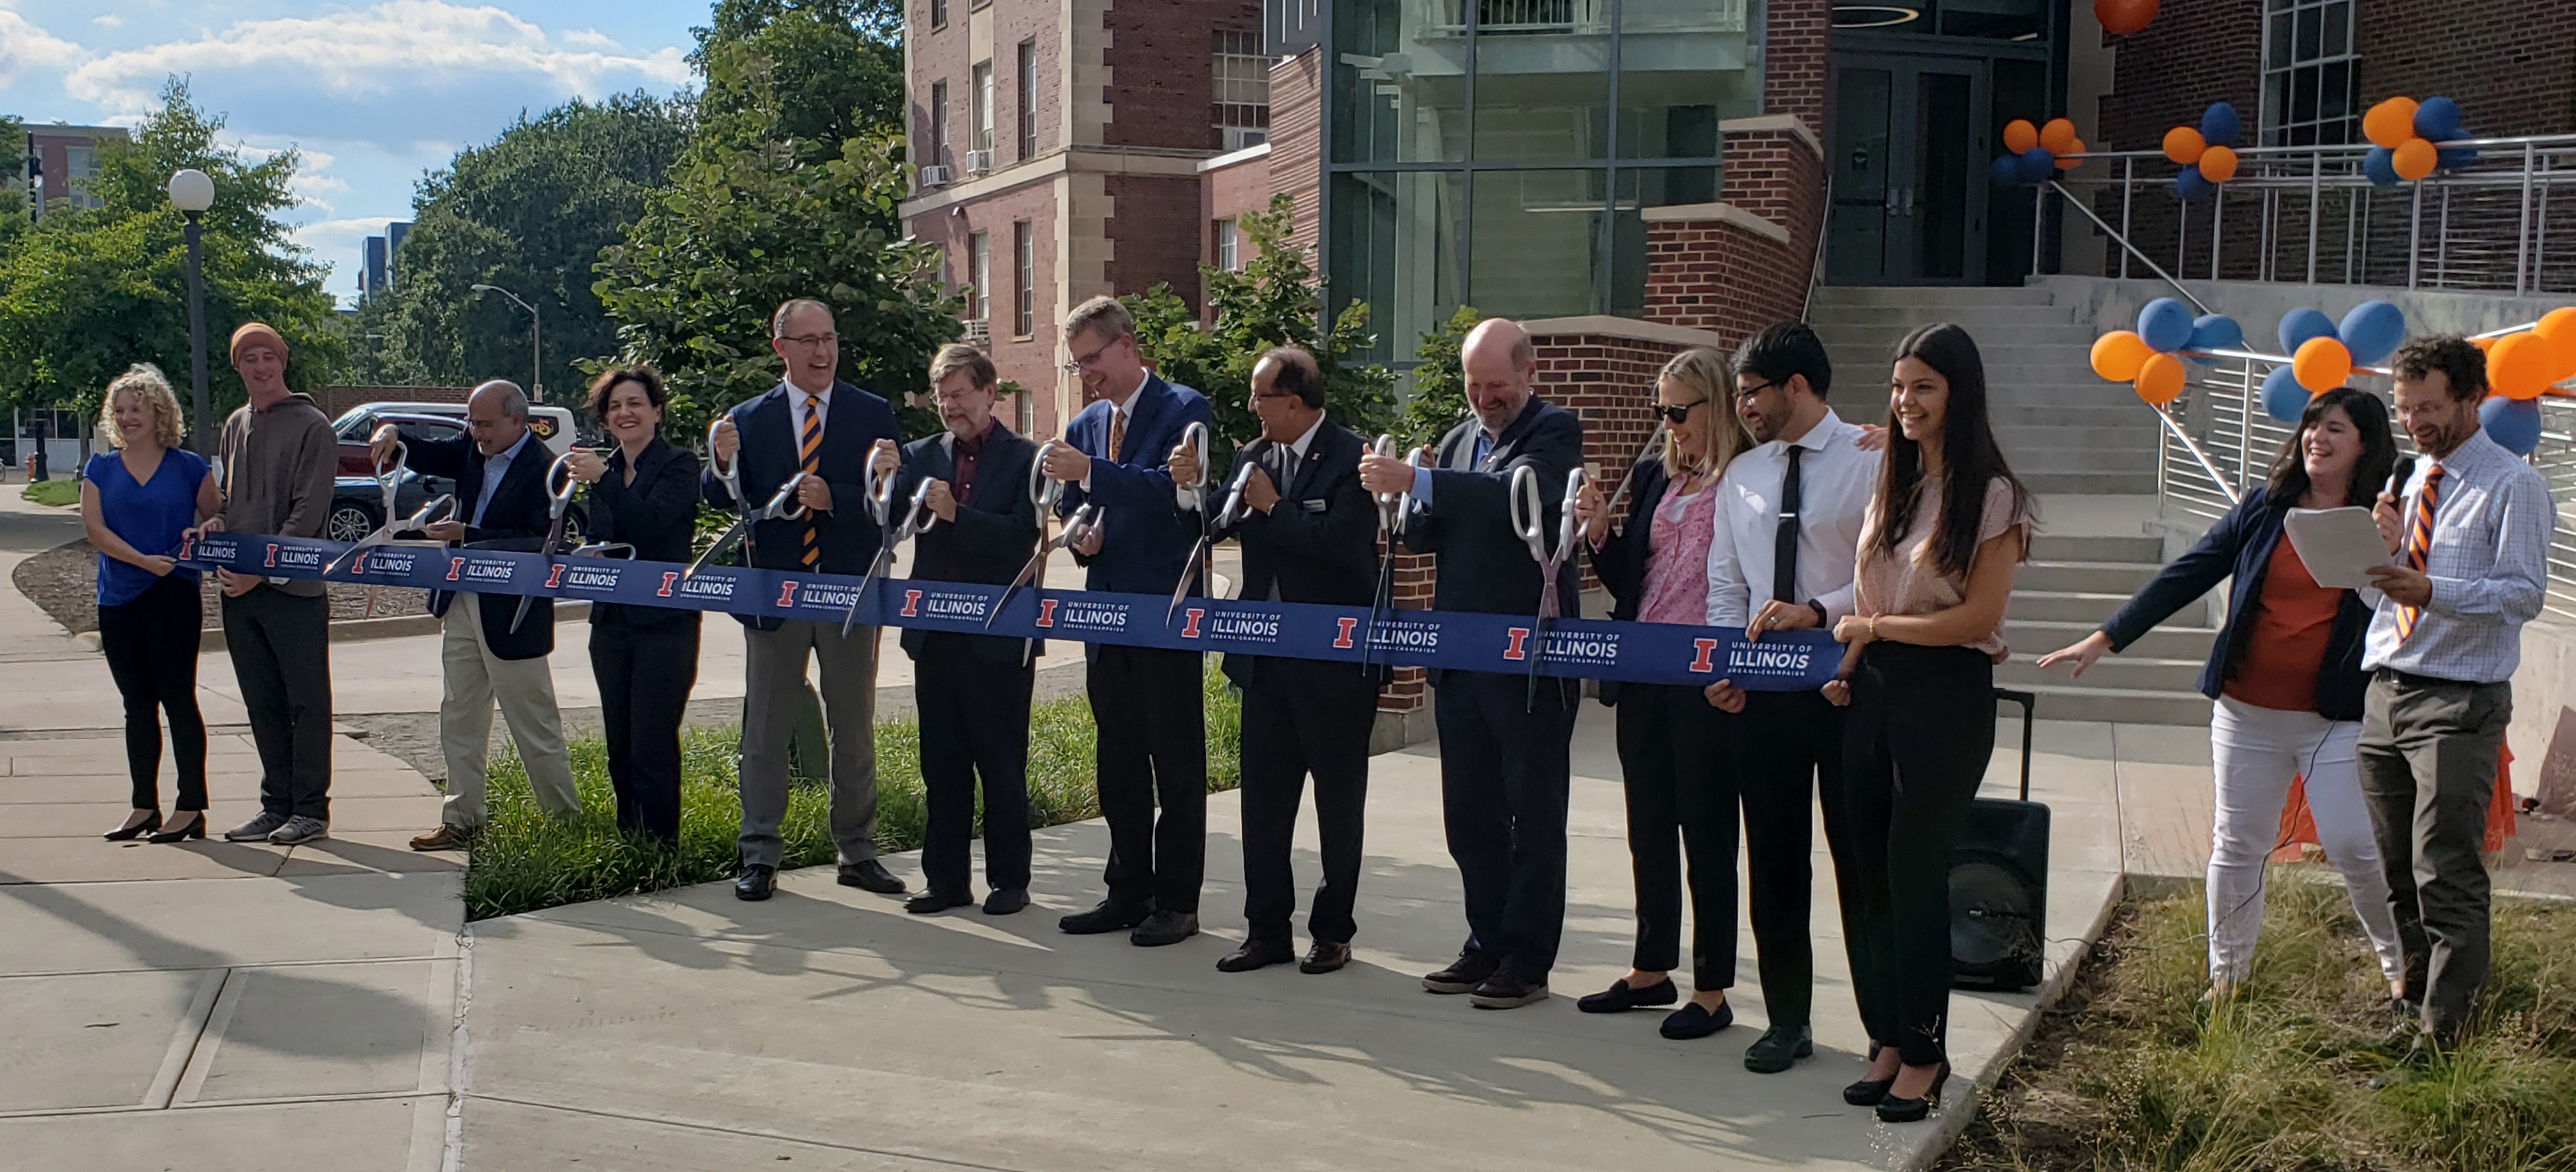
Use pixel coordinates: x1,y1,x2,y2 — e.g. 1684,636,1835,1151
1951,688,2049,992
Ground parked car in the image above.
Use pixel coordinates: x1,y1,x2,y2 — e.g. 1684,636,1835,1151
330,401,583,478
325,404,586,546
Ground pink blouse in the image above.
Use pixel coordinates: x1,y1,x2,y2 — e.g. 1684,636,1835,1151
1853,476,2031,659
1638,482,1718,626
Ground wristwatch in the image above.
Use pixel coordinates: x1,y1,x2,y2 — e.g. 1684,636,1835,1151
1806,599,1828,626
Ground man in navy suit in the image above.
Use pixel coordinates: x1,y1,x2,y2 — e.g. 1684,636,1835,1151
1359,319,1585,1009
1037,295,1212,946
707,298,909,902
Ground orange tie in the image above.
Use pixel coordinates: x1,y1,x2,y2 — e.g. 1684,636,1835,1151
2396,463,2444,640
799,394,824,568
1105,409,1125,464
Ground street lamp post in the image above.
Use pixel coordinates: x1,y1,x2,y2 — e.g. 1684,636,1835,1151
166,169,216,454
471,283,542,403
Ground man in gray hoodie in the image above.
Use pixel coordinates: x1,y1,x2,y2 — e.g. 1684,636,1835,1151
206,322,339,845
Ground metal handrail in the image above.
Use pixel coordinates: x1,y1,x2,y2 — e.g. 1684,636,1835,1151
2045,180,2212,314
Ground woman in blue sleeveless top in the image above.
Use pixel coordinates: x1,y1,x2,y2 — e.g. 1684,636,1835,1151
81,366,221,843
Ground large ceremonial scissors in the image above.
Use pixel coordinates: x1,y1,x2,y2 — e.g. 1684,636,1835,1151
1169,431,1261,627
508,451,587,634
686,417,809,578
1360,434,1420,671
1509,462,1587,711
320,413,462,604
987,441,1098,665
841,456,940,635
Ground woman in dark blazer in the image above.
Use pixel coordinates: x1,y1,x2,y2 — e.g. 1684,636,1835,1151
2040,386,2405,1005
1565,347,1749,1039
565,366,703,843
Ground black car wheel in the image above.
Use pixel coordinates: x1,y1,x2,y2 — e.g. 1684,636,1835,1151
328,501,378,544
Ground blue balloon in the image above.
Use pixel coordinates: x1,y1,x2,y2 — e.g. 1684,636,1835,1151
2260,364,2310,423
2137,298,2195,353
2200,102,2241,149
2413,96,2462,142
2017,146,2056,184
2175,167,2216,202
2437,144,2479,169
2278,306,2338,354
2363,145,2400,187
1990,154,2026,188
2187,313,2243,354
2481,395,2542,456
2337,300,2407,366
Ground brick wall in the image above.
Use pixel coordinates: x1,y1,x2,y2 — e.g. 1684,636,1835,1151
908,0,969,176
1101,0,1262,151
1268,48,1324,255
1763,0,1830,131
1001,2,1059,163
2091,0,2263,276
1104,173,1209,310
318,386,473,417
1643,214,1807,343
2358,1,2576,138
907,180,1064,435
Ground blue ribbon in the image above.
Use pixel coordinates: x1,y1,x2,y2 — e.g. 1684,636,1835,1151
179,532,1840,691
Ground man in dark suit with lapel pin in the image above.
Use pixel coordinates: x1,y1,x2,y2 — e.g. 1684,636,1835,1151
884,343,1043,917
375,380,581,851
706,298,909,902
1359,319,1585,1009
1170,347,1383,975
1037,295,1213,947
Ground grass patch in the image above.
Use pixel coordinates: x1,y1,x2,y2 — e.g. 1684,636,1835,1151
1938,872,2576,1172
463,663,1243,920
20,479,78,507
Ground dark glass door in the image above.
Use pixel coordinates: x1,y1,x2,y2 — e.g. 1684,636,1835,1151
1826,54,1993,284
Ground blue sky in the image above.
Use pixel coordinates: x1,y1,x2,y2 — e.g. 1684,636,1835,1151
1,0,713,303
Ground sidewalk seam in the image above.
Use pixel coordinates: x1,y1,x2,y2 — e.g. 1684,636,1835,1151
441,924,472,1172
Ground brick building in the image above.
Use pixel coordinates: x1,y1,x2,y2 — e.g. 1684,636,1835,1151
11,124,127,221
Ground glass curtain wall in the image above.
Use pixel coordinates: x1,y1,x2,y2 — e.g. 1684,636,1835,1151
1327,0,1759,361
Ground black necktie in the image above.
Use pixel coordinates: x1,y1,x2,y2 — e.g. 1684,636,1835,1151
1273,444,1296,491
1773,446,1805,605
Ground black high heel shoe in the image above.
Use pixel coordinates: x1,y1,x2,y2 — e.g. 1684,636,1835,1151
104,810,163,841
147,812,206,843
1843,1042,1896,1106
1875,1061,1949,1123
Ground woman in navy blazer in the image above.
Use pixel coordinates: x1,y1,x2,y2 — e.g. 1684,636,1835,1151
566,366,703,843
2040,387,2407,1005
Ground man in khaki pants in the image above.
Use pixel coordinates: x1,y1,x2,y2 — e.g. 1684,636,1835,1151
372,382,581,849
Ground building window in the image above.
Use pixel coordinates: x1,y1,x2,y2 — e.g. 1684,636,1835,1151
930,0,947,28
62,146,104,210
1013,221,1035,337
930,80,949,165
971,60,996,170
2260,0,2359,147
1214,218,1240,271
1016,39,1039,161
969,231,992,322
1213,30,1271,150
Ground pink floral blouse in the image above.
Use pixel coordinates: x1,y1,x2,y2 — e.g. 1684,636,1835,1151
1638,482,1718,626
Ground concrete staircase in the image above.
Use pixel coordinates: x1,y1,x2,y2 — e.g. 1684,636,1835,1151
1805,285,2161,495
2000,532,2216,725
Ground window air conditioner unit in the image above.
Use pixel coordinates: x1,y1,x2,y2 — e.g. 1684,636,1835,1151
967,149,994,175
919,165,953,187
1222,127,1270,151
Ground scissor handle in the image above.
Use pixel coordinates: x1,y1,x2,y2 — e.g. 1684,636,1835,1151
371,440,408,484
1060,503,1102,550
1508,464,1548,564
1556,466,1590,567
1029,441,1065,511
1214,456,1260,526
762,474,811,521
1176,421,1211,511
864,455,899,527
707,417,748,497
900,476,940,537
544,452,581,510
569,542,637,560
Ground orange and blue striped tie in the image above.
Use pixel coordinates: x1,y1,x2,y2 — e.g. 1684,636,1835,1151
799,394,824,568
2395,463,2444,640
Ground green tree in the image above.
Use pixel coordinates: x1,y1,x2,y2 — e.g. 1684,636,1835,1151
0,81,341,431
693,0,903,155
1397,304,1482,448
0,116,26,257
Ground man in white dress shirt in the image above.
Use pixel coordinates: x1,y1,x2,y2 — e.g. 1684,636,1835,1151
1700,322,1880,1073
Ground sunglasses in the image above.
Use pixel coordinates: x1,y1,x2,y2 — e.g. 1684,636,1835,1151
1651,401,1702,425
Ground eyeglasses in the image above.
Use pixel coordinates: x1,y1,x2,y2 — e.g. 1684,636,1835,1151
1247,389,1297,405
1651,401,1701,425
1060,335,1129,374
1732,378,1777,404
777,333,838,349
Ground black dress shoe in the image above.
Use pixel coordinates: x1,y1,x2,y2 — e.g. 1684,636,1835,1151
147,812,206,843
982,888,1029,915
904,888,974,915
1844,1043,1896,1106
1876,1062,1949,1123
1421,951,1500,995
1059,898,1152,935
735,864,777,901
104,810,163,841
1131,909,1199,947
1217,937,1294,972
1659,999,1734,1040
1299,941,1353,974
1576,976,1679,1013
838,860,907,894
1469,970,1549,1009
1743,1024,1814,1073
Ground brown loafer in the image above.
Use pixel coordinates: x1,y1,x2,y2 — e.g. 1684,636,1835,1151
409,825,477,851
1299,940,1353,974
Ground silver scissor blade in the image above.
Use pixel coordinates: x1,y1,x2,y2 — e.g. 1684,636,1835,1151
687,519,752,577
1166,534,1216,626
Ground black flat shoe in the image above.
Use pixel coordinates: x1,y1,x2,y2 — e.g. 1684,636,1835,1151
1744,1023,1814,1073
904,888,974,915
1216,937,1293,972
147,812,206,843
982,888,1029,915
1576,976,1679,1014
1875,1062,1949,1123
1658,1000,1734,1040
104,810,162,841
838,860,907,894
1843,1043,1895,1106
1059,898,1152,935
735,864,777,901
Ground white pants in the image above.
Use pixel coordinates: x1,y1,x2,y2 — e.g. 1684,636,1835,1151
439,603,579,829
2207,695,2405,984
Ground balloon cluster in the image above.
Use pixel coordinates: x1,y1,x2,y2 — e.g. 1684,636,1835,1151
2089,297,2242,406
2094,0,2157,36
2160,103,2242,202
1990,118,2084,188
2254,302,2405,421
2361,96,2475,185
2460,312,2574,454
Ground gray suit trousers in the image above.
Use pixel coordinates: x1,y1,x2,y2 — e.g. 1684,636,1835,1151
2357,669,2510,1043
738,619,881,869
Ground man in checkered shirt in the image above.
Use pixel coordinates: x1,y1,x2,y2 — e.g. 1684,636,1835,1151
2360,334,2556,1050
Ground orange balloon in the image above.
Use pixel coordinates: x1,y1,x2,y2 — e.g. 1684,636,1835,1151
2364,97,2420,150
2040,118,2078,155
2392,138,2438,181
2134,352,2186,405
2292,337,2353,392
2489,333,2552,401
2472,335,2497,353
2532,306,2576,380
2003,120,2038,155
2095,0,2159,36
2057,138,2086,170
2090,330,2153,382
2162,126,2206,165
2198,145,2239,183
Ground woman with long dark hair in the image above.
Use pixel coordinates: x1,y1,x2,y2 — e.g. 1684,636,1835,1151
1826,323,2031,1122
2039,387,2406,1006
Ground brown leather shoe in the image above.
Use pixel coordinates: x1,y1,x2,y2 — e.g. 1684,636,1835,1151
409,825,477,851
1299,941,1353,974
1216,937,1293,973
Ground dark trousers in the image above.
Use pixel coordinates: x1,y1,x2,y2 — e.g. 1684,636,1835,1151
1238,660,1379,945
99,575,209,812
1089,645,1207,913
2358,669,2511,1042
221,587,332,820
1612,683,1738,988
1842,643,1996,1066
918,638,1035,897
1436,671,1578,982
589,616,700,844
1737,687,1867,1029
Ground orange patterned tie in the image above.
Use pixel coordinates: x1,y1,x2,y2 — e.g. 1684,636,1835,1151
2395,463,2443,640
799,394,824,568
1105,409,1125,465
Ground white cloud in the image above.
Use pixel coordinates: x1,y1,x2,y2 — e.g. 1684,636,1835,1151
561,28,614,48
93,13,124,28
0,5,87,87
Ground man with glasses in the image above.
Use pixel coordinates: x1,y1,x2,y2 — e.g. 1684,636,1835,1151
1698,321,1878,1073
1039,296,1213,946
706,298,909,902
